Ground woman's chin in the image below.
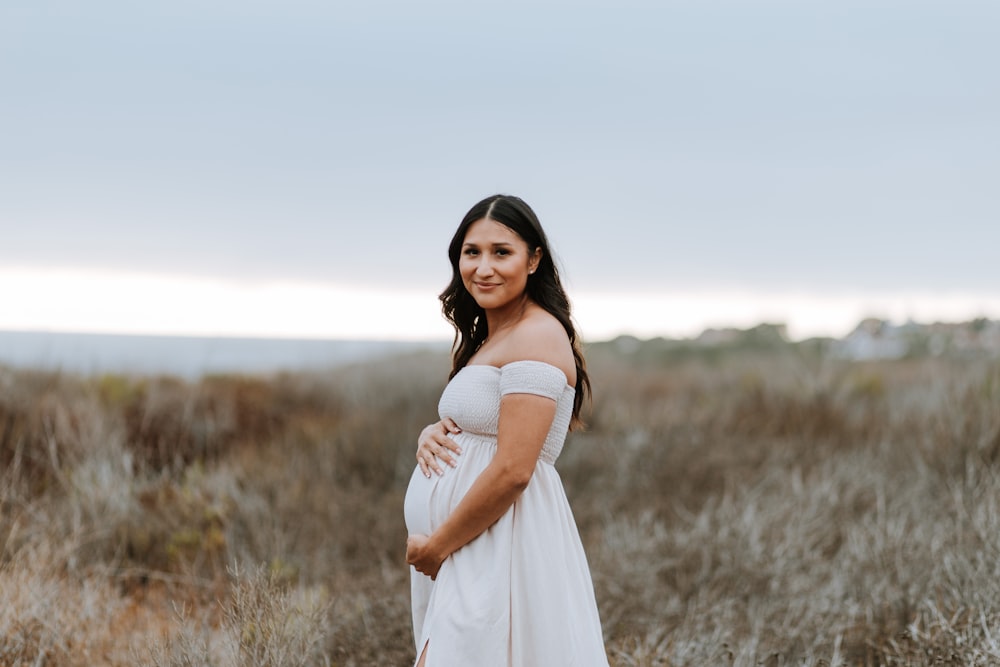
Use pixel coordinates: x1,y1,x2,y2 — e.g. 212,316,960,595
472,294,504,309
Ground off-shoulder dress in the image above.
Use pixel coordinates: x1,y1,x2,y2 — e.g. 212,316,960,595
403,360,608,666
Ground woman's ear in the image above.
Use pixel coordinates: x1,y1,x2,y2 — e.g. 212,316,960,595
529,248,542,274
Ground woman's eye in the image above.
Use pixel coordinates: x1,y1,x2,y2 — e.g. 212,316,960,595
495,248,510,257
463,248,479,257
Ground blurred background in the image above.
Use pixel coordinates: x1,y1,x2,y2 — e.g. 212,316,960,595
3,0,998,373
4,4,1000,664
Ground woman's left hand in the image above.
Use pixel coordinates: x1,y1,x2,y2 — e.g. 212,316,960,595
407,533,445,580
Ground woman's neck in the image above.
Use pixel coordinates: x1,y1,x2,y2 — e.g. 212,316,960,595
483,295,533,344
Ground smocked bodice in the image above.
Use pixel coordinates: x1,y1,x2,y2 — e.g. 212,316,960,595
437,360,574,465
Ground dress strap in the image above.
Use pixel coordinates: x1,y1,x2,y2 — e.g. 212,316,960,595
498,360,571,400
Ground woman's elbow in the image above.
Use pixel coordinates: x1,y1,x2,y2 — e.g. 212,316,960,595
496,461,534,492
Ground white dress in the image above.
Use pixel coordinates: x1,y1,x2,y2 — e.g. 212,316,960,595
404,360,609,667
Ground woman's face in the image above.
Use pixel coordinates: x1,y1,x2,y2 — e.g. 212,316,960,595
459,218,541,311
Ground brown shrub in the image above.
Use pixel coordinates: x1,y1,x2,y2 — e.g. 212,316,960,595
4,350,1000,665
0,370,94,499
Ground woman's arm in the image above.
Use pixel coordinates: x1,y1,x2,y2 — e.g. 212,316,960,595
406,392,557,578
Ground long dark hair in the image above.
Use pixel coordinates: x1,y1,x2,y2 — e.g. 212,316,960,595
439,194,591,427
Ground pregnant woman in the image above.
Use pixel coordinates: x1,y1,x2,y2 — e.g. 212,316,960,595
404,194,609,666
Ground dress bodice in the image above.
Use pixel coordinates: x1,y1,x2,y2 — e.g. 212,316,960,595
437,360,575,465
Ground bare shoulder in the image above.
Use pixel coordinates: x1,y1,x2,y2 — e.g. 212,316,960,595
503,308,576,385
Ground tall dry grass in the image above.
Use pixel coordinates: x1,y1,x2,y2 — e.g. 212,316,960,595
1,342,999,665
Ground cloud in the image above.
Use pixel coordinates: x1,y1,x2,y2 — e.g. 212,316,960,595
1,0,997,305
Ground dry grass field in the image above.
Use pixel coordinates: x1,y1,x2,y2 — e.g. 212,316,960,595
2,337,1000,666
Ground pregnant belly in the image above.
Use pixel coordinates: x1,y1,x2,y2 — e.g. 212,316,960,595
403,432,496,537
403,466,435,536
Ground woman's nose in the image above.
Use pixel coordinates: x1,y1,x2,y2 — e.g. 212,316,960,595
476,256,494,275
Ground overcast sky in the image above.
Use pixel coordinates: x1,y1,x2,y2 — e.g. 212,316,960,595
2,1,998,340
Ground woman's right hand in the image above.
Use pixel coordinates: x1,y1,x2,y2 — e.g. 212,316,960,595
417,418,463,478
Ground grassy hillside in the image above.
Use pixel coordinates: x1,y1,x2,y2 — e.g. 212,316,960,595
2,342,999,665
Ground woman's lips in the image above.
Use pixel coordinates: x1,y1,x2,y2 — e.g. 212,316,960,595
475,282,499,290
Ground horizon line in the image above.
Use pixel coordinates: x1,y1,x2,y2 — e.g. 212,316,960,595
2,313,995,347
